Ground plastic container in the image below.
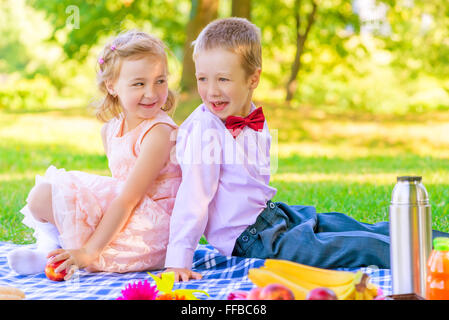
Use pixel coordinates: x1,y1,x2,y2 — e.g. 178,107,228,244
426,237,449,300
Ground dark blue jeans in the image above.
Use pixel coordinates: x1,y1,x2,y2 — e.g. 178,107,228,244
232,201,447,269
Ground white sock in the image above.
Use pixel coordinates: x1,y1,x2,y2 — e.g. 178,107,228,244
7,247,49,275
8,215,60,275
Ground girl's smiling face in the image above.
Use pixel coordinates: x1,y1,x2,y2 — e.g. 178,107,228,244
194,48,261,121
108,55,168,129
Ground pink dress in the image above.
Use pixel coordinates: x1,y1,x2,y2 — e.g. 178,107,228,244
22,111,182,273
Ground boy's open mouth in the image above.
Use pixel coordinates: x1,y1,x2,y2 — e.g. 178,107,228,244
211,101,229,111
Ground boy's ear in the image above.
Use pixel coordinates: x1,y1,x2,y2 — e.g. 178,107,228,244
248,68,261,89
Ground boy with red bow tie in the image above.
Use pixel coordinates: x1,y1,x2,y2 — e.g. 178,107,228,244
162,17,390,282
163,17,448,282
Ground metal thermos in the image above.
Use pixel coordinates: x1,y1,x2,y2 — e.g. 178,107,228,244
389,176,432,297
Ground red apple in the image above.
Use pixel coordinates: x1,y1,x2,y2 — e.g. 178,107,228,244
247,287,263,300
45,258,67,281
306,287,338,300
258,284,295,300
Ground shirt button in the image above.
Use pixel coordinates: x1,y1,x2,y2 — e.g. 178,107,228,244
242,235,249,242
249,228,257,235
269,202,276,209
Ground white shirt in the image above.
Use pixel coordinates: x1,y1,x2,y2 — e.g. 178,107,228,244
165,103,277,269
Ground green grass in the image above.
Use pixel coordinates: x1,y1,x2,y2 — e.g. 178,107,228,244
1,99,449,244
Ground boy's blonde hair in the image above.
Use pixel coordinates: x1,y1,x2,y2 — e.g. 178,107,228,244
95,30,175,122
192,17,262,77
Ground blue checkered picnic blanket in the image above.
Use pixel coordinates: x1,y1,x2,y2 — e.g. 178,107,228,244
0,242,392,300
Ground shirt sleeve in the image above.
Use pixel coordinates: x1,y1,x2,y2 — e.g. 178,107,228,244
164,117,222,269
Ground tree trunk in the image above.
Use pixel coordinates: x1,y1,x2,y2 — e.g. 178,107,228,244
232,0,251,20
285,0,317,102
180,0,220,92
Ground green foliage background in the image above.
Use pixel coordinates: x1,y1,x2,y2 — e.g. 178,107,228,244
1,0,448,114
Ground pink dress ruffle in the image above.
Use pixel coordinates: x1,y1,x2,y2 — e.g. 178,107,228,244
22,111,181,273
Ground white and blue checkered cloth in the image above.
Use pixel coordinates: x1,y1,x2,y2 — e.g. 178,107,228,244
0,242,392,300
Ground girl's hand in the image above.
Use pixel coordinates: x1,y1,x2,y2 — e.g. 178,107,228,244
47,248,96,281
159,267,203,282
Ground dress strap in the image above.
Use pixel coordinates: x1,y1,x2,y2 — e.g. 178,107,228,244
135,111,178,153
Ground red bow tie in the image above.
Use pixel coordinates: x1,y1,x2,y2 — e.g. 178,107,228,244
225,107,265,139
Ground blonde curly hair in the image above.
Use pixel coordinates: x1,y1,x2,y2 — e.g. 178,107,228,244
95,30,176,122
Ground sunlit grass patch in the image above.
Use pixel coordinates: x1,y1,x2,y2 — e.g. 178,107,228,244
0,111,104,154
1,104,449,243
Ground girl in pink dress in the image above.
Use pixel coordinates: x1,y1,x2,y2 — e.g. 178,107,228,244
7,30,182,279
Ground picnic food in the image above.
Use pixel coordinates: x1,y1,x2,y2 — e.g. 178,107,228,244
45,258,67,281
306,287,338,300
264,259,356,286
258,284,295,300
229,285,294,300
248,268,310,299
426,237,449,300
246,287,262,300
248,259,379,300
0,286,26,300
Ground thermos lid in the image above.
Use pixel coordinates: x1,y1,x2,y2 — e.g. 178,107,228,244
397,176,422,182
391,176,429,205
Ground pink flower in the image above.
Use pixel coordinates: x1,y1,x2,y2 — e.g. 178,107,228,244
116,280,159,300
377,287,384,297
227,290,249,300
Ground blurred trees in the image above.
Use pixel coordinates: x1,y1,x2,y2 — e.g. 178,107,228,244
181,0,253,92
1,0,448,113
28,0,189,61
181,0,219,92
285,0,318,102
253,0,361,102
232,0,251,20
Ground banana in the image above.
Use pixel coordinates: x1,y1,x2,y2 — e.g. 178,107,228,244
353,272,378,300
354,290,364,300
249,260,380,301
313,271,366,300
249,267,359,300
334,278,358,300
338,281,356,300
259,265,355,299
248,268,309,299
263,259,357,287
363,289,374,300
367,282,379,297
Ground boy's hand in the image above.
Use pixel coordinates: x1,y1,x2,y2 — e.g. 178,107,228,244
160,267,202,282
